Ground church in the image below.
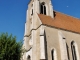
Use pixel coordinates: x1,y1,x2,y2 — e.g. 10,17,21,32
22,0,80,60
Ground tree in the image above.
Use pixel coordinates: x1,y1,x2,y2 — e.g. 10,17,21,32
0,33,22,60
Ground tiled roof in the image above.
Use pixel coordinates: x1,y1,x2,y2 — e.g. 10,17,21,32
38,11,80,33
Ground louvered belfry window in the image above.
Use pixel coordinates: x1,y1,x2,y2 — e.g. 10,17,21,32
40,2,46,15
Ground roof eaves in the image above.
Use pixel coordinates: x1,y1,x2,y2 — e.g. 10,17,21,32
42,24,80,34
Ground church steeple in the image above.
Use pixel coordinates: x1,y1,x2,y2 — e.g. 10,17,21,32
22,0,54,60
23,0,54,55
27,0,54,19
23,0,54,51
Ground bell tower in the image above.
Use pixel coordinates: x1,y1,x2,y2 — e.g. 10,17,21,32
23,0,54,60
27,0,54,20
24,0,54,50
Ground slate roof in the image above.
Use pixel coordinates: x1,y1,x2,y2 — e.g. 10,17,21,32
38,11,80,33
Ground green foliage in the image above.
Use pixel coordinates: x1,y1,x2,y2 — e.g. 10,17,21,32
0,33,22,60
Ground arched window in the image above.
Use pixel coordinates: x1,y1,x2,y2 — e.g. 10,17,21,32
40,2,46,15
27,55,31,60
71,41,77,60
51,49,57,60
31,4,33,16
40,4,43,14
51,49,54,60
66,43,70,60
44,6,46,15
31,9,33,16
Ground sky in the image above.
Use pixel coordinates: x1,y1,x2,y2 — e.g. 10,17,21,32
0,0,80,42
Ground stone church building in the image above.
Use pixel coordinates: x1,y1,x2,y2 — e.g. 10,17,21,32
22,0,80,60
